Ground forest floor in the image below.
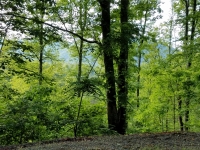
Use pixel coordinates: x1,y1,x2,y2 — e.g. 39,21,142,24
1,132,200,150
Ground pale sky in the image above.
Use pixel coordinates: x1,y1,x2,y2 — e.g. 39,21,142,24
160,0,172,22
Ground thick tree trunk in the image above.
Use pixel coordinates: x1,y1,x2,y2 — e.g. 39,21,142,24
99,0,118,131
117,0,129,134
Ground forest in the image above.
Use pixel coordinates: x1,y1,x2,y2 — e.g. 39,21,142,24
0,0,200,146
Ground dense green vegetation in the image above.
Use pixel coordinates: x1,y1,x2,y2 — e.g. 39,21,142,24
0,0,200,145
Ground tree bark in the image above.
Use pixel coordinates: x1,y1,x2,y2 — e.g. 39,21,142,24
38,0,45,85
117,0,129,134
184,0,197,131
98,0,118,131
178,96,184,131
39,23,44,85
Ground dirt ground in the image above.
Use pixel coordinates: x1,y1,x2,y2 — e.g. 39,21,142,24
1,132,200,150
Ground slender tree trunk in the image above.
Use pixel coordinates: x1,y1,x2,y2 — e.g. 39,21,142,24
73,2,88,136
73,38,83,136
117,0,129,134
38,1,45,85
39,23,43,85
136,8,148,108
173,96,176,131
178,96,184,131
190,0,197,41
168,1,175,131
184,0,190,131
37,0,45,142
168,1,174,55
99,0,118,131
75,2,87,97
136,54,141,108
176,79,184,131
0,26,8,56
165,100,169,132
74,92,84,137
184,0,197,131
76,39,83,97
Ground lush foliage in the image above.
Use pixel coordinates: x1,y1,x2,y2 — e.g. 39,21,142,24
0,0,200,145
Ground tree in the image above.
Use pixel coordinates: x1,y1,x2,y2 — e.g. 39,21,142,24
117,0,129,134
98,0,118,131
183,0,197,131
173,0,199,131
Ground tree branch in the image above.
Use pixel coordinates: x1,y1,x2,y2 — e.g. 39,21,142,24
44,22,101,45
0,12,102,45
